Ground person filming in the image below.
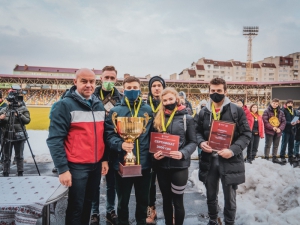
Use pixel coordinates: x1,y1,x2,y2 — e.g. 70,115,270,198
0,93,31,177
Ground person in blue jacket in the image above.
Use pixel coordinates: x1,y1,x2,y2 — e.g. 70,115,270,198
105,76,153,225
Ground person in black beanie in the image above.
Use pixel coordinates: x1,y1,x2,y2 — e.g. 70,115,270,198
146,76,165,224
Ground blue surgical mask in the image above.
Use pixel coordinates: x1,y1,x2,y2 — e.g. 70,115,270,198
124,90,141,101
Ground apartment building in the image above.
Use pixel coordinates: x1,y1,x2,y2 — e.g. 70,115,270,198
175,52,300,82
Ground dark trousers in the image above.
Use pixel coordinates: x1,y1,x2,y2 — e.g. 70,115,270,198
115,169,151,225
157,168,188,225
280,132,295,158
205,156,237,225
66,161,101,225
91,161,116,214
2,140,24,174
294,141,300,156
264,134,281,157
149,170,157,207
246,133,260,160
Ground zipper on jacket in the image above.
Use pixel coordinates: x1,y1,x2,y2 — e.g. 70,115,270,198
91,108,98,163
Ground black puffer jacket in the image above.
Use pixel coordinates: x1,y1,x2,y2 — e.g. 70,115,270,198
281,106,296,134
295,108,300,141
195,97,251,186
0,104,31,135
153,108,197,169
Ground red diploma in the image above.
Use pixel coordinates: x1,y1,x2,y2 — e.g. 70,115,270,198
208,120,235,151
149,132,180,157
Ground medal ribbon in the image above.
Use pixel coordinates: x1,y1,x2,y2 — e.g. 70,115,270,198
273,109,277,117
100,88,114,101
149,96,161,113
211,103,220,120
0,101,4,107
287,107,294,115
161,107,177,132
125,97,142,165
251,112,258,120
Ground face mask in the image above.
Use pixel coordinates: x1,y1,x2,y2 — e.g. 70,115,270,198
210,93,225,103
102,81,115,91
164,102,177,110
124,90,141,101
201,105,205,109
288,106,293,109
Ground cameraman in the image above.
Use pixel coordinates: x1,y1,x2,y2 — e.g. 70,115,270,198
0,99,30,177
0,92,7,165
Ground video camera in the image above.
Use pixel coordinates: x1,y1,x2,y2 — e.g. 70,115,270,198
6,85,26,106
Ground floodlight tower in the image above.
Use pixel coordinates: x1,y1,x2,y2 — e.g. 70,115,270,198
243,26,259,81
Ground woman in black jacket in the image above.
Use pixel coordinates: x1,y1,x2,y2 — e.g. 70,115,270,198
153,87,197,225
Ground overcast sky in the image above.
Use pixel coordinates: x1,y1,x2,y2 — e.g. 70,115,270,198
0,0,299,78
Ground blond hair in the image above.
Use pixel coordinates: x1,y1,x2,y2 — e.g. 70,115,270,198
153,87,180,132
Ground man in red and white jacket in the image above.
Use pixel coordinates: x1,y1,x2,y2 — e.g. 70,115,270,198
47,68,108,225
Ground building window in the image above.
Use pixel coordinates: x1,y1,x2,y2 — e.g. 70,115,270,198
295,60,299,64
214,66,219,69
236,67,239,70
213,75,218,78
208,71,210,73
221,71,225,74
190,75,195,78
269,78,274,81
256,78,258,81
236,72,239,75
207,65,211,69
295,65,298,68
213,71,217,73
269,73,274,76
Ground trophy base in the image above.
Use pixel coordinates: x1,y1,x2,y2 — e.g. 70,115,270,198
118,162,142,178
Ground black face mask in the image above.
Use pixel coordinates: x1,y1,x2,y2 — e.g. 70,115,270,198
288,106,293,109
201,105,205,109
210,93,225,103
165,102,177,110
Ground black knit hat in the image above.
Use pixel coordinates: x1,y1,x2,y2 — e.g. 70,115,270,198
286,99,293,104
148,76,166,95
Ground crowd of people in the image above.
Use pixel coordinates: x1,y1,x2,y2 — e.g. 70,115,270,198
2,66,299,225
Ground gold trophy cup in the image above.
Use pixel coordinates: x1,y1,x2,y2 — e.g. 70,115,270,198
112,112,149,177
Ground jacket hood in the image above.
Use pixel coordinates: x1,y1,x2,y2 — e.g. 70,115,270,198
199,99,207,106
206,96,231,113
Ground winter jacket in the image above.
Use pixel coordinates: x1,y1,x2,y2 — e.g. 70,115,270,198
281,106,296,134
248,113,264,138
105,98,153,171
194,97,251,186
0,101,7,110
294,107,300,141
0,104,31,137
94,86,122,107
153,108,197,169
46,86,106,175
242,105,252,127
262,105,286,136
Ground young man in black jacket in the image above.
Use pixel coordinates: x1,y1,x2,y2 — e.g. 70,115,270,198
195,78,251,225
146,76,165,224
280,99,298,163
91,66,122,225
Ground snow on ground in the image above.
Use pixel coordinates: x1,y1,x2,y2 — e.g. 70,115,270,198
22,131,300,224
22,130,52,163
190,158,300,225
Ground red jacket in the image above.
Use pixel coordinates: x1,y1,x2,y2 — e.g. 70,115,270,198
242,105,252,127
248,113,264,138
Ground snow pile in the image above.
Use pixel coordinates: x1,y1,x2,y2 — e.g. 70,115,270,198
22,130,52,163
190,158,300,225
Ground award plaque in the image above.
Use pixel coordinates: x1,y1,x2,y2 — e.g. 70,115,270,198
112,112,149,177
149,132,180,157
208,120,235,151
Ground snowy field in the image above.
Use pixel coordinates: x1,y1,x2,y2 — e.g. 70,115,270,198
22,130,300,224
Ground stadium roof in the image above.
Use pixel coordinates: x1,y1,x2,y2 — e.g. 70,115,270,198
1,74,300,86
13,64,102,75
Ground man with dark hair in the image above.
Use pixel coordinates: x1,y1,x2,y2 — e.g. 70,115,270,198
91,65,122,225
105,76,153,225
47,68,108,225
262,98,286,163
195,78,251,225
280,99,297,163
146,76,165,224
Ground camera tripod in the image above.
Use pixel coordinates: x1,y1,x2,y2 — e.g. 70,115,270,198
0,104,40,176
